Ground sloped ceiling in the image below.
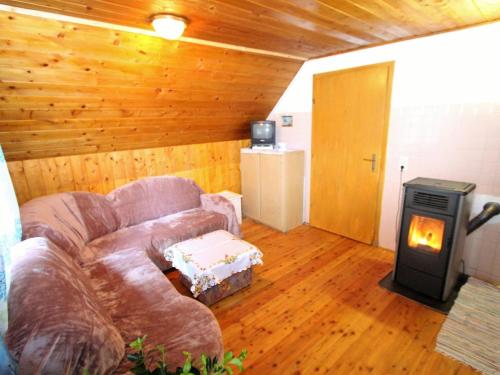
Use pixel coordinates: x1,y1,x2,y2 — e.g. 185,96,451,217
1,1,499,161
2,0,500,58
0,11,302,160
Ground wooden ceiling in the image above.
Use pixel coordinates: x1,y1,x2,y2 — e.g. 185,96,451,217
0,12,301,160
2,0,500,58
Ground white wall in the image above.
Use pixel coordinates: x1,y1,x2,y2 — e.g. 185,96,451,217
268,22,500,283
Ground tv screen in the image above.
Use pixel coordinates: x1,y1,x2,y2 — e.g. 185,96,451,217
251,121,276,147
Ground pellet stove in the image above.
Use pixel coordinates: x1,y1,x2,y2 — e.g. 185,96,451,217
393,178,475,301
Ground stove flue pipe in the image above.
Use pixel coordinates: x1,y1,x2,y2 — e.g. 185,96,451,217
467,202,500,235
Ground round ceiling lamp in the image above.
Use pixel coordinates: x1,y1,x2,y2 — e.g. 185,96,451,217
151,14,188,40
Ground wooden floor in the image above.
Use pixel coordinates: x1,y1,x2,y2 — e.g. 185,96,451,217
168,219,478,374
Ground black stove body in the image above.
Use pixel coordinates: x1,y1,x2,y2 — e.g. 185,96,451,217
393,178,475,301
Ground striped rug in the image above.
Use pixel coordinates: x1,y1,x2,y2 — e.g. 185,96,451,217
436,277,499,375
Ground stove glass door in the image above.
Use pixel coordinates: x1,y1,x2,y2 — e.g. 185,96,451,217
397,207,454,278
407,214,445,253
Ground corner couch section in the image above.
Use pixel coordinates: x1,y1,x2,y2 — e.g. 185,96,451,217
6,176,239,374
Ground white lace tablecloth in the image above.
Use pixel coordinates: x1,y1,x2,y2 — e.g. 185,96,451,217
164,230,263,297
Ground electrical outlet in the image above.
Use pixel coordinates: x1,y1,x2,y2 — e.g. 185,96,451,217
399,156,409,170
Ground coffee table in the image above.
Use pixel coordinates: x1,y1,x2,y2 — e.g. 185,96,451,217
164,230,263,305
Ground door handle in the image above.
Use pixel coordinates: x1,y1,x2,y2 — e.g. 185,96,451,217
362,154,376,172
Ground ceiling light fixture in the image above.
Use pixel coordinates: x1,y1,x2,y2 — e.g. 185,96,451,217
151,14,188,40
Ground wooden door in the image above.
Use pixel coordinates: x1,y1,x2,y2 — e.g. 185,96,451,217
310,62,394,244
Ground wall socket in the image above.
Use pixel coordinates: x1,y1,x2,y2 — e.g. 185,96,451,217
399,156,409,170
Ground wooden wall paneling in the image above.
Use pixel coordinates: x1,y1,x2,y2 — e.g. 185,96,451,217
85,153,105,192
20,159,45,198
56,156,76,193
6,160,30,204
123,151,140,185
38,157,62,195
96,152,116,193
68,155,88,192
187,142,207,190
108,151,128,189
140,148,156,177
0,11,301,161
7,139,250,205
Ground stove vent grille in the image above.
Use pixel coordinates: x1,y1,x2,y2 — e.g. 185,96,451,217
413,191,449,210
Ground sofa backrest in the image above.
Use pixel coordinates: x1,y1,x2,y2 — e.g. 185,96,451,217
5,237,124,374
21,192,119,262
107,176,204,228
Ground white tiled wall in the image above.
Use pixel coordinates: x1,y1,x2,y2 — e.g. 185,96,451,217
464,194,500,283
385,103,500,196
381,103,500,282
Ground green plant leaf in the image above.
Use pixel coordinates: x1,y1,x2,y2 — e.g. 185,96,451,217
200,354,208,375
211,355,224,372
228,358,243,371
182,351,192,374
130,335,147,351
125,337,247,375
156,360,168,375
239,350,248,361
223,352,233,364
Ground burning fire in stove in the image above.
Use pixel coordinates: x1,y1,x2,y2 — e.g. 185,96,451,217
408,214,445,253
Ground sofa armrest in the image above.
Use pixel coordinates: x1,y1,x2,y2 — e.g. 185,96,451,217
200,194,241,237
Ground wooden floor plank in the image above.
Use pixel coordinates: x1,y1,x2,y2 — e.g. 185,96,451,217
168,219,478,374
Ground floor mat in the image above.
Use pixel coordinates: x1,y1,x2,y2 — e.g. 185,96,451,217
435,277,499,375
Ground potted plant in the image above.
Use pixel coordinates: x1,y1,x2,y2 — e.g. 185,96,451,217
127,336,247,375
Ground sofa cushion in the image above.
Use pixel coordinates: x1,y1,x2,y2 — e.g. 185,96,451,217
21,193,89,260
108,176,203,228
71,191,119,241
5,238,125,375
20,192,119,262
82,208,228,270
83,248,224,372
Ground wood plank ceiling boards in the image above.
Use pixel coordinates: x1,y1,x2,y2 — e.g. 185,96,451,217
2,0,499,59
1,1,498,161
0,9,302,160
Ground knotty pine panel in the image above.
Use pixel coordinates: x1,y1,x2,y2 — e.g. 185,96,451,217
2,0,499,58
0,11,301,161
7,139,249,205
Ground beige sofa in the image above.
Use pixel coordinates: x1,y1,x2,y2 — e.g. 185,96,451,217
6,176,240,374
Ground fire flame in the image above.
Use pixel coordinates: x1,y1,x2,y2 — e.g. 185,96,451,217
408,215,445,253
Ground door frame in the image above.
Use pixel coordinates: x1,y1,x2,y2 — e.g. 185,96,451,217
311,61,395,245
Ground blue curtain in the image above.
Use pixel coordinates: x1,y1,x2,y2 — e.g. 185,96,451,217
0,145,21,334
0,145,21,373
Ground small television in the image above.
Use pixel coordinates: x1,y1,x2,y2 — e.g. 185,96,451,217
251,120,276,148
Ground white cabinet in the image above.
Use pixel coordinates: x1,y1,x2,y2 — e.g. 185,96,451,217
240,148,304,232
